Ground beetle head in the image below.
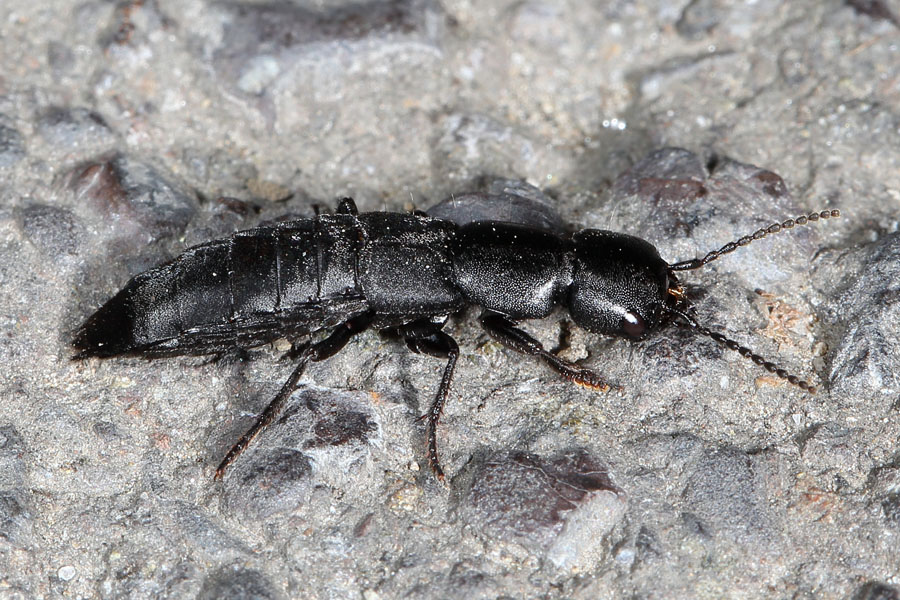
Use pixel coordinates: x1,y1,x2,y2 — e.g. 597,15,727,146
568,209,840,393
567,230,680,339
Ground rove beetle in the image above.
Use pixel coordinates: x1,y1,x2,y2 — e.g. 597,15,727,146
72,195,840,479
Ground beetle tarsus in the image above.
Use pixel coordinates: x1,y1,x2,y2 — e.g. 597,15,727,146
479,312,616,393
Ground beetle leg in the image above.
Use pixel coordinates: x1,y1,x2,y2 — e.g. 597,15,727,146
335,197,358,215
398,319,459,480
214,311,373,480
479,311,617,392
282,341,310,361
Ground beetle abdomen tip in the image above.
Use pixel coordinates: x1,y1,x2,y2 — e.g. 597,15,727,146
72,289,138,359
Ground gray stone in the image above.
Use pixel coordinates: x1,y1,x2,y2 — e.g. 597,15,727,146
221,387,381,517
0,123,25,167
461,449,625,569
846,0,900,26
605,147,823,289
854,582,900,600
426,179,564,232
36,107,115,150
19,204,81,257
432,113,556,190
0,492,32,547
223,447,314,519
681,445,776,546
66,154,198,251
796,422,870,488
213,0,444,96
198,565,280,600
826,232,900,397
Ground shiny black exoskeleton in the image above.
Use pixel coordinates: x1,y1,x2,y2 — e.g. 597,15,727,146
72,198,839,479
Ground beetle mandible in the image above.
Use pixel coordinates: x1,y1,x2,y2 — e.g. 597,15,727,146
72,197,840,479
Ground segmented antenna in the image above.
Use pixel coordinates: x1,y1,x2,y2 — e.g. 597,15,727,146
668,307,816,393
669,209,840,272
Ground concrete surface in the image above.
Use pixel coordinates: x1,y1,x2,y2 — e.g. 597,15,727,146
1,0,899,598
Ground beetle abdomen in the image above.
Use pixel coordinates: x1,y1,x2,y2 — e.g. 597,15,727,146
357,212,465,321
72,239,237,357
73,215,372,358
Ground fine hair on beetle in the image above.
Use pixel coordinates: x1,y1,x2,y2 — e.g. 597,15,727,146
71,197,840,480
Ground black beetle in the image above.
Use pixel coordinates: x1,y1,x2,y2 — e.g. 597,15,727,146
72,197,839,479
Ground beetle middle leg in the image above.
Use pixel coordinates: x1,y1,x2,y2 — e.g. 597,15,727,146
479,311,615,392
396,319,459,480
214,310,374,480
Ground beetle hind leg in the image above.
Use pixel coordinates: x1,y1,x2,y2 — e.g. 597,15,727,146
479,311,618,393
214,311,373,480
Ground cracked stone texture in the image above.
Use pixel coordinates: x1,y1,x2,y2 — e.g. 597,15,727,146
1,0,899,598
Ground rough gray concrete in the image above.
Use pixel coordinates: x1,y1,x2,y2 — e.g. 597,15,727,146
1,0,899,598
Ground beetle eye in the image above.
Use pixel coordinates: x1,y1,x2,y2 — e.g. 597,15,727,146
621,311,647,338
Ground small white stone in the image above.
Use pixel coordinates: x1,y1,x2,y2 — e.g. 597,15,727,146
57,565,77,581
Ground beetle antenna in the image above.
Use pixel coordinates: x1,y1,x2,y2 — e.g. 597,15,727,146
669,209,840,272
667,307,817,394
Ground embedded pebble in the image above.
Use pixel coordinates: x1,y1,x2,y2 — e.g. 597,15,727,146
223,447,314,519
35,107,115,151
56,565,77,581
223,388,382,500
862,455,900,525
826,232,900,397
846,0,900,27
796,422,869,488
461,449,624,567
171,501,250,561
283,389,378,445
198,566,280,600
426,179,564,232
219,388,378,519
882,494,900,524
0,492,32,547
0,123,26,167
19,204,81,257
854,582,900,600
66,154,198,249
675,0,722,39
605,147,819,289
680,445,775,546
214,0,442,95
432,113,552,188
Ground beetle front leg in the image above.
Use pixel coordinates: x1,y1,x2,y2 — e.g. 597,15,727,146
479,311,617,392
397,319,459,480
214,310,374,480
